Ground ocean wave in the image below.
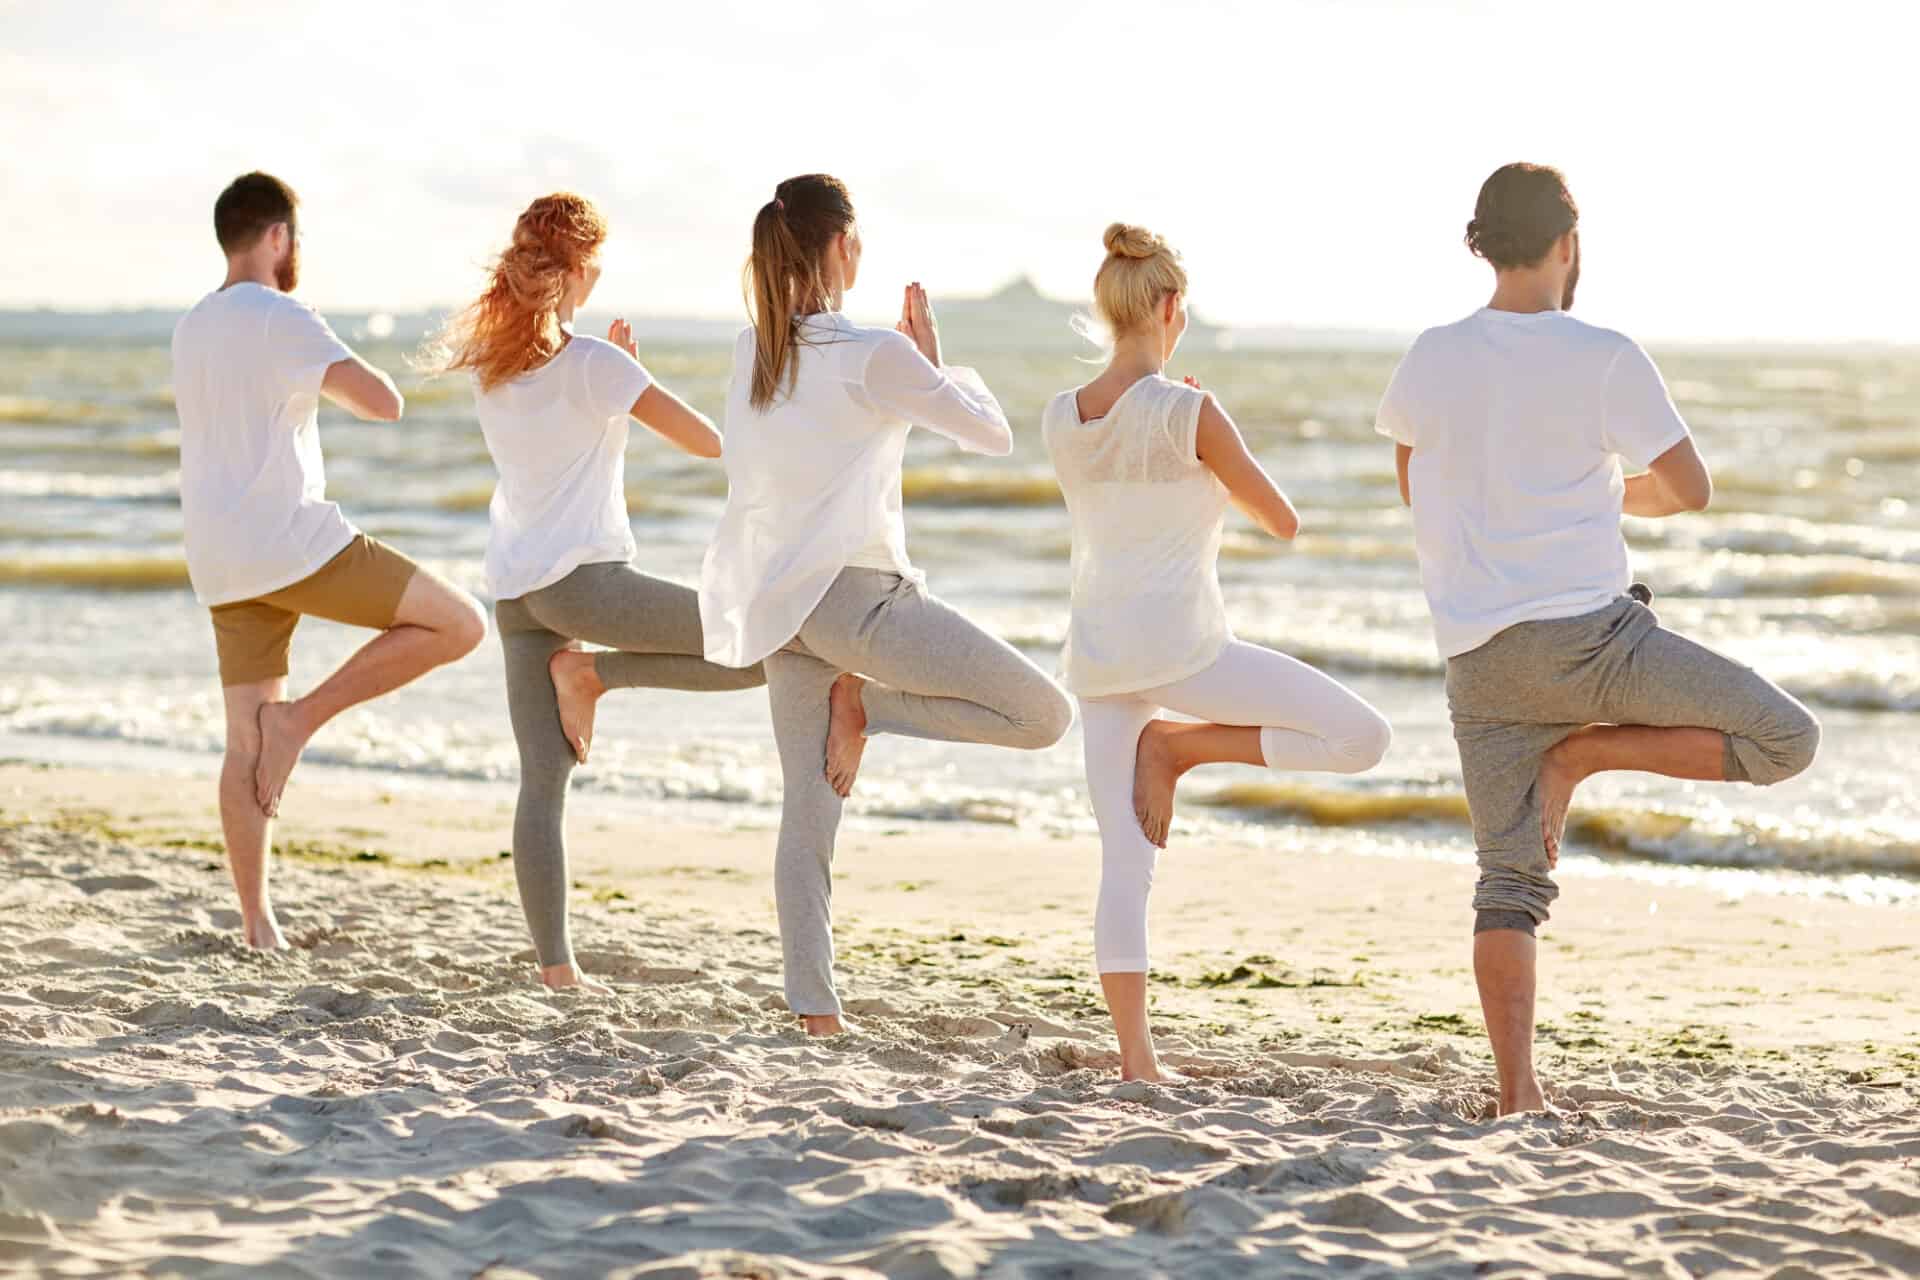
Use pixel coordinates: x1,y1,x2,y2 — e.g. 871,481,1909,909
1196,780,1920,878
0,396,135,427
0,469,178,502
1694,516,1920,566
0,556,190,590
1644,550,1920,599
900,467,1061,508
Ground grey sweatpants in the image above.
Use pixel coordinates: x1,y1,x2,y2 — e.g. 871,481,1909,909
1446,596,1819,933
497,561,765,968
767,568,1075,1015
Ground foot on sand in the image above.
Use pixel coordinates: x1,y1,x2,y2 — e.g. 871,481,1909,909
802,1013,850,1037
549,647,606,765
254,700,310,818
1497,1079,1562,1118
1538,740,1589,869
242,912,289,951
824,673,869,798
540,962,614,995
1132,719,1185,848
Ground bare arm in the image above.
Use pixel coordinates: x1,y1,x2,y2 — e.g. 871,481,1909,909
631,382,722,459
320,355,404,422
1395,443,1412,507
1623,436,1712,517
1194,391,1299,540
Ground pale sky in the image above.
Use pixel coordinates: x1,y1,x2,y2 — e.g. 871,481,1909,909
2,0,1913,342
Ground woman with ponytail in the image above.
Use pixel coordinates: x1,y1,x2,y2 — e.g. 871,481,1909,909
433,192,764,992
1042,223,1393,1080
700,174,1073,1034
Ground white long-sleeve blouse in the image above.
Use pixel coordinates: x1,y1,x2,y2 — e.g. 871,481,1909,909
699,311,1011,667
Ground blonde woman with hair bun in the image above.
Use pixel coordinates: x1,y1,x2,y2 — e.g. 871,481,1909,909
1042,222,1394,1081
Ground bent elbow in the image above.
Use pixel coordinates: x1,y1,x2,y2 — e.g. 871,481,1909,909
369,392,404,422
1688,479,1713,512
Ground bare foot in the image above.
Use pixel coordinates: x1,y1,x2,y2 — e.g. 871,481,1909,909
1121,1063,1188,1084
549,647,606,764
1132,719,1184,847
801,1013,847,1036
1537,740,1589,869
1496,1078,1559,1117
242,913,289,951
540,962,614,995
254,700,311,818
824,673,869,798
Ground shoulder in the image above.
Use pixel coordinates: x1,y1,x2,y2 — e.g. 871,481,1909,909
1552,312,1635,351
1041,387,1079,429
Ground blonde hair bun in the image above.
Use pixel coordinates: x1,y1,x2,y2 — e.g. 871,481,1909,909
1102,222,1163,260
1092,222,1188,336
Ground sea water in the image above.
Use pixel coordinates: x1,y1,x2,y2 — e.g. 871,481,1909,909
1,325,1915,900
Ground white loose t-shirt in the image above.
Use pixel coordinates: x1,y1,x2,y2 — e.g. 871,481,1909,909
1043,375,1231,696
473,334,654,600
1375,308,1691,658
699,312,1011,668
171,283,358,606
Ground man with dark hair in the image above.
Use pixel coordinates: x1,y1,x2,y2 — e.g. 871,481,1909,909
172,171,486,949
1376,163,1820,1115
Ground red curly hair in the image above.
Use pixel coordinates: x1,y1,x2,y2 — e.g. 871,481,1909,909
432,192,608,391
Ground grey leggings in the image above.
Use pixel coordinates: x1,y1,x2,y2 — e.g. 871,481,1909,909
1446,596,1819,933
496,561,765,968
768,568,1074,1015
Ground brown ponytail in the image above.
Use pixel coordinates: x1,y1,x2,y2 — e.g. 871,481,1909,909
743,174,856,411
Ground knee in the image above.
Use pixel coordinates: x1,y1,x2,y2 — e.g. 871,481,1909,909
1770,702,1820,783
1472,861,1556,927
1331,709,1393,774
1017,682,1075,751
443,594,488,659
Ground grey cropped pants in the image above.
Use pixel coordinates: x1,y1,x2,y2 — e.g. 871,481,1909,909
1445,596,1820,934
766,568,1074,1016
496,561,765,968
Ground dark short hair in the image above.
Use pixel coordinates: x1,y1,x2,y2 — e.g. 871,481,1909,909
1465,163,1578,269
214,172,298,255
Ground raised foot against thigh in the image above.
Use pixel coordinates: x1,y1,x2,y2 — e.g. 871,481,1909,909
549,646,605,764
1537,740,1589,868
1132,719,1184,848
825,673,869,798
253,700,310,818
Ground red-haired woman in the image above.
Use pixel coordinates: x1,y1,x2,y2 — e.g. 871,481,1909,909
699,174,1074,1034
434,192,764,991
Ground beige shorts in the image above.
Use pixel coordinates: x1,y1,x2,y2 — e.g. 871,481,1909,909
209,535,420,686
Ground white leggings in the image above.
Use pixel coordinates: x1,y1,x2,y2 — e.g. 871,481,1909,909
1080,640,1392,973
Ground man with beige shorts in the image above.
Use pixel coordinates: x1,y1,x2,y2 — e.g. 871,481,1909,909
172,172,486,949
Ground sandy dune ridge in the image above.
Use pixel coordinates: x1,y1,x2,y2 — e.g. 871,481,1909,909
3,817,1919,1278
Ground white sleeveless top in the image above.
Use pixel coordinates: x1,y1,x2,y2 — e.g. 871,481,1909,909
1042,374,1231,697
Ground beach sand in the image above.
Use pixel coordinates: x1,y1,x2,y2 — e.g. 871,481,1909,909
3,760,1917,1277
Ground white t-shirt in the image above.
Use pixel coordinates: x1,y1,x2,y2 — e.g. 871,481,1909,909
1375,308,1691,658
171,283,358,606
473,334,654,600
699,312,1010,668
1043,375,1231,696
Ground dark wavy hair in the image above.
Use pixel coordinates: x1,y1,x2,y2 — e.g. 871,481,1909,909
1465,163,1578,269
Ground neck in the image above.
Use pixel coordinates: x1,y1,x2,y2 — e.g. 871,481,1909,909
1487,270,1563,315
1107,331,1165,380
557,295,577,328
221,256,279,291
